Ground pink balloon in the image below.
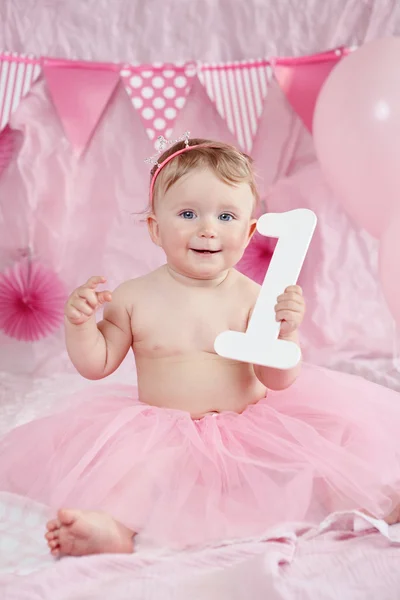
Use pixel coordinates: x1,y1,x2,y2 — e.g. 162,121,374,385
379,213,400,326
313,37,400,239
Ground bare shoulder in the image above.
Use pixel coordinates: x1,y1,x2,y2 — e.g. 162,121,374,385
226,271,261,329
229,269,261,304
110,267,165,310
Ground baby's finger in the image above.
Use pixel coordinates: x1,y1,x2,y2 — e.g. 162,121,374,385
277,291,303,304
284,285,302,295
85,276,107,289
77,288,99,309
275,300,303,313
66,307,83,320
275,309,297,323
97,290,112,304
70,298,94,316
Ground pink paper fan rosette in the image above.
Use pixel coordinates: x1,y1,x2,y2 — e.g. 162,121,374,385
237,231,276,284
0,259,67,341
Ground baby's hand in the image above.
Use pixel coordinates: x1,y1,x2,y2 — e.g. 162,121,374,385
64,276,112,326
275,285,305,337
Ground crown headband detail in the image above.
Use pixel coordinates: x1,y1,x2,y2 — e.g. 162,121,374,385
146,131,205,207
144,131,191,168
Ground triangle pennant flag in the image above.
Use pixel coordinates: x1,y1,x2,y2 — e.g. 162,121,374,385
120,62,197,148
198,60,272,153
43,60,120,155
0,53,41,131
273,49,347,132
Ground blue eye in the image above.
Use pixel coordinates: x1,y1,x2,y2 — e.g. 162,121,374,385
219,213,234,221
180,210,196,219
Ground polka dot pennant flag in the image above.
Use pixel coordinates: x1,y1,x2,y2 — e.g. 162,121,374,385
198,60,273,153
120,62,197,147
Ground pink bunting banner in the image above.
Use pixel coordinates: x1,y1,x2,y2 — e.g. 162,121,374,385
0,47,354,157
198,60,273,153
0,53,41,131
120,62,197,147
273,48,350,132
42,59,120,156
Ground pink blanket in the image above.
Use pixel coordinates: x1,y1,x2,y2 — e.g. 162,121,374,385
1,492,400,599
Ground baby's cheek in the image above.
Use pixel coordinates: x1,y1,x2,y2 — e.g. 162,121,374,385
167,229,187,245
231,227,251,247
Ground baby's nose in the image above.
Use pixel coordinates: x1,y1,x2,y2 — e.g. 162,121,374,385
200,229,216,238
198,226,216,238
197,218,216,238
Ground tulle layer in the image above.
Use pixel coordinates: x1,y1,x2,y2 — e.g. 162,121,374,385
1,363,400,549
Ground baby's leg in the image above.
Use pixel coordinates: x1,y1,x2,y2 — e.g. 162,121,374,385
318,478,400,526
383,503,400,525
45,509,135,557
360,502,400,526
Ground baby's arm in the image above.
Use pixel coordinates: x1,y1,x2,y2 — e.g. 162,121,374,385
248,283,304,391
253,329,301,391
65,277,133,380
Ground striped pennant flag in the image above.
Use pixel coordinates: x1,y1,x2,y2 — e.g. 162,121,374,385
198,60,272,153
0,52,41,131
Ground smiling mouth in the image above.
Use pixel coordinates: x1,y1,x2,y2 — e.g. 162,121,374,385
190,249,221,254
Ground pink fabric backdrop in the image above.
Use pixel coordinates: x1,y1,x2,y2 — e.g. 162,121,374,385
0,0,399,393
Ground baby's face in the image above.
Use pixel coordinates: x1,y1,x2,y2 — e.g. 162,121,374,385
147,168,257,280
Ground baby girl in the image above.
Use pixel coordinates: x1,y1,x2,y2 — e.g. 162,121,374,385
1,136,399,557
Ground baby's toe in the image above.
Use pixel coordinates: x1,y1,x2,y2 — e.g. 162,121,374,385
46,518,61,532
47,538,61,557
51,546,61,558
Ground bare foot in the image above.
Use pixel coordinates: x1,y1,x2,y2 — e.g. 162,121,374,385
45,509,135,557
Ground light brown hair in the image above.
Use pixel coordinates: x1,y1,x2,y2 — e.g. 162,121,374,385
149,138,259,212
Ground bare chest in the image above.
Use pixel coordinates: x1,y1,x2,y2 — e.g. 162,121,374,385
132,291,250,356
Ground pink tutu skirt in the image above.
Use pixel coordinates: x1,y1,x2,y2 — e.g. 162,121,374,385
1,363,400,549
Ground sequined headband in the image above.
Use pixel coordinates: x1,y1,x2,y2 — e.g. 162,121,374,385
145,131,203,207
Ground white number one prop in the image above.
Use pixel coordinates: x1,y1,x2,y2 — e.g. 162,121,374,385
214,209,317,370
